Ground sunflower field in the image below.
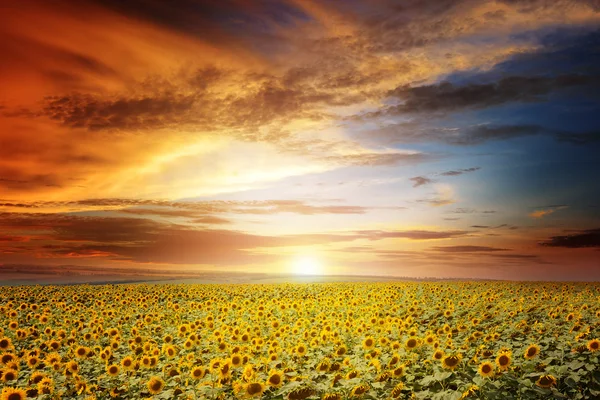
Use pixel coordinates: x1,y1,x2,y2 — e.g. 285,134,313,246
1,281,599,400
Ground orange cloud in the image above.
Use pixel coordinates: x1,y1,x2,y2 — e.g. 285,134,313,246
528,206,568,219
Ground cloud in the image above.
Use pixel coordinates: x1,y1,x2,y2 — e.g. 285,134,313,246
0,211,475,265
539,228,600,248
416,184,455,207
432,245,510,252
0,198,383,216
409,176,433,187
321,152,431,167
359,230,472,240
439,167,481,176
387,74,599,115
410,167,480,188
528,205,568,218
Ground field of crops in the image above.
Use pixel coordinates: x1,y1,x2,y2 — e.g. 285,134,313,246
0,282,599,400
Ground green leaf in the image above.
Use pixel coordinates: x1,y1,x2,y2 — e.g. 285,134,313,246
434,371,452,381
568,360,585,370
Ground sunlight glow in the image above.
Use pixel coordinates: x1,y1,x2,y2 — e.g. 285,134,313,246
291,255,323,275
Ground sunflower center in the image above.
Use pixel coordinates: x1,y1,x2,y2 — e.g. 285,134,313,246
247,383,262,395
446,356,459,366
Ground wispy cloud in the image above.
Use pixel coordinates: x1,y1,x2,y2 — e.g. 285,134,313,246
528,205,568,219
409,176,433,187
539,228,600,248
431,246,509,253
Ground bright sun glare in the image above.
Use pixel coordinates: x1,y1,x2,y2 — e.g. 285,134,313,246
291,255,323,275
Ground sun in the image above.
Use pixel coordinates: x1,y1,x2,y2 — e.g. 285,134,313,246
291,255,323,275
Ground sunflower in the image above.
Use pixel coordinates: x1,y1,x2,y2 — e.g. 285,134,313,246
362,337,375,350
0,387,26,400
29,371,46,385
1,353,17,365
432,350,444,361
390,382,404,398
244,382,266,398
587,339,600,352
106,364,120,376
243,364,256,381
47,340,60,351
442,354,461,370
191,366,206,380
74,346,89,358
322,393,342,400
267,370,284,388
387,354,400,367
350,384,369,397
524,344,540,360
296,343,307,357
478,362,494,378
405,338,418,350
121,356,134,370
75,380,87,395
316,360,330,373
147,376,164,395
0,338,12,351
346,369,359,379
231,353,243,367
536,374,557,388
163,344,177,358
219,360,232,378
25,355,39,369
288,388,315,400
459,384,479,400
391,364,405,378
140,355,152,368
495,352,512,371
37,377,54,395
1,368,17,382
335,345,347,357
65,360,79,375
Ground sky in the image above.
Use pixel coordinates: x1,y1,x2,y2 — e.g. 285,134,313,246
0,0,599,282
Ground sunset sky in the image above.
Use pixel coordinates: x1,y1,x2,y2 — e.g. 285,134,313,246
1,0,599,282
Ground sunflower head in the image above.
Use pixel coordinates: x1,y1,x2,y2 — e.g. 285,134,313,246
587,339,600,352
267,370,284,388
244,382,266,398
536,374,557,388
478,362,494,378
1,387,27,400
391,382,404,398
350,384,369,397
442,354,461,370
433,350,444,361
496,353,512,370
106,364,120,376
405,338,418,350
524,344,540,360
288,387,315,400
147,376,164,395
0,338,12,351
1,368,18,382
